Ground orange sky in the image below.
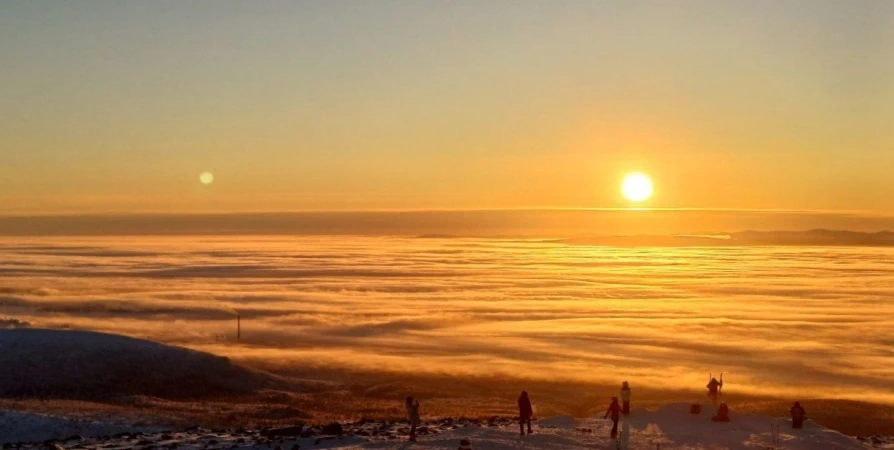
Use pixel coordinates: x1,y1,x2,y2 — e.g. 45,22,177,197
2,1,893,214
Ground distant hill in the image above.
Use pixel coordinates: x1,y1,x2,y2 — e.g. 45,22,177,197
732,229,894,246
0,329,279,400
560,229,894,247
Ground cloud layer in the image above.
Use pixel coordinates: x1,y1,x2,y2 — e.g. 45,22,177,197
1,236,892,404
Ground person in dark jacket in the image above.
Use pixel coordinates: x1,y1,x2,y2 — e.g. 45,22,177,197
706,376,723,406
791,401,806,429
406,396,421,442
604,396,622,438
620,381,631,415
518,390,533,435
711,402,730,422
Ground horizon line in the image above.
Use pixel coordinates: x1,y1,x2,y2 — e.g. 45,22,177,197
2,206,894,218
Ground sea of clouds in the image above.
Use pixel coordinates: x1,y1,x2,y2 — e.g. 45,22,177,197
1,236,892,404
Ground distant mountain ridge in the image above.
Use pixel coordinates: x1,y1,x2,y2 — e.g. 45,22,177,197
732,229,894,245
560,229,894,246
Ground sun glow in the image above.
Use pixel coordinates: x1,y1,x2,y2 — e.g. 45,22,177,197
622,173,653,203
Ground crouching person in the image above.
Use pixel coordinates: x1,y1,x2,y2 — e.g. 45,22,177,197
711,402,730,423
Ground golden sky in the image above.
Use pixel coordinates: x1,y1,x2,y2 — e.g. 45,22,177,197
2,1,893,214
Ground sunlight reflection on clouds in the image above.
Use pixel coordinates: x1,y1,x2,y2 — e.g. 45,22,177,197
0,236,892,403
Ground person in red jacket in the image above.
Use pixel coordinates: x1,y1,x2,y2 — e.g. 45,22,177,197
604,396,622,438
518,390,533,435
790,401,806,429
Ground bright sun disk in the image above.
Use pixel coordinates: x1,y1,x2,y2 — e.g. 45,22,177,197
622,173,653,202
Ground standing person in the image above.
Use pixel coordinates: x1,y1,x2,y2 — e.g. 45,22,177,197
706,375,723,406
790,401,806,429
603,397,622,439
620,381,631,415
518,390,534,435
406,396,421,442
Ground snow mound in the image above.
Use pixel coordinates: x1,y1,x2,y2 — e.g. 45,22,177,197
0,329,273,400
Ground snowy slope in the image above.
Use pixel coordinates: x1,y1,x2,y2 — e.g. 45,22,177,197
0,329,275,399
3,404,883,449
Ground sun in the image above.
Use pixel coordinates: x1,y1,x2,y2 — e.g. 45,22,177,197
621,172,653,203
199,172,214,185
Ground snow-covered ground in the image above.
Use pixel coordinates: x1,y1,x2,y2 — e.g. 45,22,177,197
3,404,890,449
0,410,164,444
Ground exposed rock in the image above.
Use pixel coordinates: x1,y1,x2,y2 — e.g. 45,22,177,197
320,423,343,436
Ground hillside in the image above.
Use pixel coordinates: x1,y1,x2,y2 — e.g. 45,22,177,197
0,329,276,400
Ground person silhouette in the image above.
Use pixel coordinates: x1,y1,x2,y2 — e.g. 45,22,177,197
406,396,421,441
790,401,806,429
711,402,730,422
706,375,723,406
518,390,534,435
604,396,622,438
620,381,631,415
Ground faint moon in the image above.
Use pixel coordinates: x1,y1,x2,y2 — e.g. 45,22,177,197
199,172,214,185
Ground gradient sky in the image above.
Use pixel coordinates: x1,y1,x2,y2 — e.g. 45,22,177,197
2,0,893,214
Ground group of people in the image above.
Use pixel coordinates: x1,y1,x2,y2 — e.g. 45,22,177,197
703,375,806,429
404,376,809,444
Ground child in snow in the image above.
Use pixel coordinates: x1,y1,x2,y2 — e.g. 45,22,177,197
603,396,622,438
706,376,723,406
406,396,421,442
518,390,534,435
458,438,472,450
711,402,730,422
620,381,631,415
790,401,806,429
